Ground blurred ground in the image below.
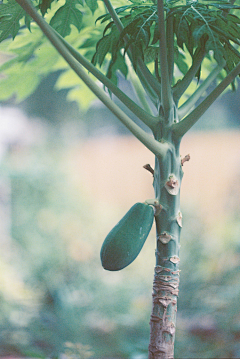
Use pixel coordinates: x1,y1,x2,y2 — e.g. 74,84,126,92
0,110,239,358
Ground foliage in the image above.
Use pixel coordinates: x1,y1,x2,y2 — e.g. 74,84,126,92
0,0,240,108
0,1,103,106
92,0,240,77
0,0,98,42
0,0,31,41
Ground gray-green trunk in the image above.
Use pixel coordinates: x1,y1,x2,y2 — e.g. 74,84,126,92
148,135,183,359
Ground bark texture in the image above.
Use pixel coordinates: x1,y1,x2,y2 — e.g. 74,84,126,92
148,265,180,358
148,134,183,358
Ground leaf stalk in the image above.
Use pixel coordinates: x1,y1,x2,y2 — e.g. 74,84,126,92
172,61,240,137
103,0,161,102
173,47,205,102
15,0,167,157
178,60,225,118
53,30,159,129
166,14,174,85
157,0,172,116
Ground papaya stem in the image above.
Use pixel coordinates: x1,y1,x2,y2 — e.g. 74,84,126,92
173,47,205,103
178,60,225,119
148,133,183,359
103,0,161,102
157,0,172,116
166,14,174,85
53,28,158,129
172,60,240,137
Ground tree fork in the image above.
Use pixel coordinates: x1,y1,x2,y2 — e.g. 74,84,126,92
149,137,183,358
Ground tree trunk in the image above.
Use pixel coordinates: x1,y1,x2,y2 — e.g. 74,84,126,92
148,133,183,359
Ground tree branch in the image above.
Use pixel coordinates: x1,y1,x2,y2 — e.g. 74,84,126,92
157,0,172,116
137,58,162,99
166,14,174,85
127,66,155,116
103,0,124,33
172,61,240,137
53,29,158,129
178,60,225,119
173,47,205,102
103,0,161,102
15,0,167,157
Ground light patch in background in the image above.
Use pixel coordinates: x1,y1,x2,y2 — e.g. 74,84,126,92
0,106,45,161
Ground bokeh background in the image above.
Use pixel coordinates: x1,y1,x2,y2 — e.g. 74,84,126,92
0,69,239,359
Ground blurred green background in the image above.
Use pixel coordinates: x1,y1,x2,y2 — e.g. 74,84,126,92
0,71,239,359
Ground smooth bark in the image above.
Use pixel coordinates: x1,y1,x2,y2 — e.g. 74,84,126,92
148,120,182,359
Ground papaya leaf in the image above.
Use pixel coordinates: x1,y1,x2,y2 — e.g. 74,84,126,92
0,26,52,72
0,62,41,101
38,0,57,15
80,36,100,49
144,46,158,63
175,16,189,49
85,0,98,14
103,21,114,36
135,11,156,46
226,13,240,24
0,26,61,101
95,5,132,24
106,52,128,87
151,21,159,45
55,71,96,109
90,0,240,85
0,40,42,71
211,2,240,10
174,47,188,75
0,0,30,42
95,12,112,24
223,43,240,73
92,34,111,66
49,0,83,37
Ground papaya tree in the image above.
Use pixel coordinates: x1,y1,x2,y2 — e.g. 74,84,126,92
1,0,240,357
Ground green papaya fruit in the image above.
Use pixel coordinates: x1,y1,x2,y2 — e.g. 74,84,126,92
100,202,154,271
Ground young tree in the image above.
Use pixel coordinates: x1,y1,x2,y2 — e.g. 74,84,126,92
1,0,240,357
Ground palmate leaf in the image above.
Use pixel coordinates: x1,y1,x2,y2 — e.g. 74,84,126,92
174,47,188,75
85,0,98,14
0,0,30,42
224,42,240,72
0,62,41,101
91,0,240,86
92,4,158,76
55,67,96,109
0,26,60,101
38,0,57,15
172,2,240,66
144,46,158,63
0,12,102,107
0,37,44,72
91,31,129,83
95,5,132,24
119,8,156,47
92,34,112,66
106,52,128,86
49,0,83,37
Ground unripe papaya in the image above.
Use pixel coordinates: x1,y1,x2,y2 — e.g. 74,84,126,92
100,202,154,271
